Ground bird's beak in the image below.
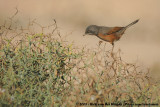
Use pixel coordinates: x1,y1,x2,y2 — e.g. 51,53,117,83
83,34,86,36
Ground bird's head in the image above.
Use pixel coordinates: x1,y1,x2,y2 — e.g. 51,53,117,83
83,25,99,36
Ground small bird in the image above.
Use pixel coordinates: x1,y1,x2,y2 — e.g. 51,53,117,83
84,19,139,48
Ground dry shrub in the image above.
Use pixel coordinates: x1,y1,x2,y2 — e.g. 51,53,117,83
0,10,159,106
68,48,160,106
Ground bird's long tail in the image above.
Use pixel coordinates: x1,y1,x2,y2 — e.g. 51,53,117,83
124,19,139,29
116,19,139,35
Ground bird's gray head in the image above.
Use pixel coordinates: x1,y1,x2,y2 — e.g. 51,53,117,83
84,25,99,36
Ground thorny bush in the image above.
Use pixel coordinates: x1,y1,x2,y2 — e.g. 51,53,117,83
0,11,160,106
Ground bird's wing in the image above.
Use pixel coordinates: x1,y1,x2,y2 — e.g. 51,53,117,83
106,27,123,35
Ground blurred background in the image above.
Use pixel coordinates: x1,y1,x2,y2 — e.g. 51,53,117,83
0,0,160,80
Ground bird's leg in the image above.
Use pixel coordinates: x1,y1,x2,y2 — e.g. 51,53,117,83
110,42,114,57
104,42,106,52
111,42,114,52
